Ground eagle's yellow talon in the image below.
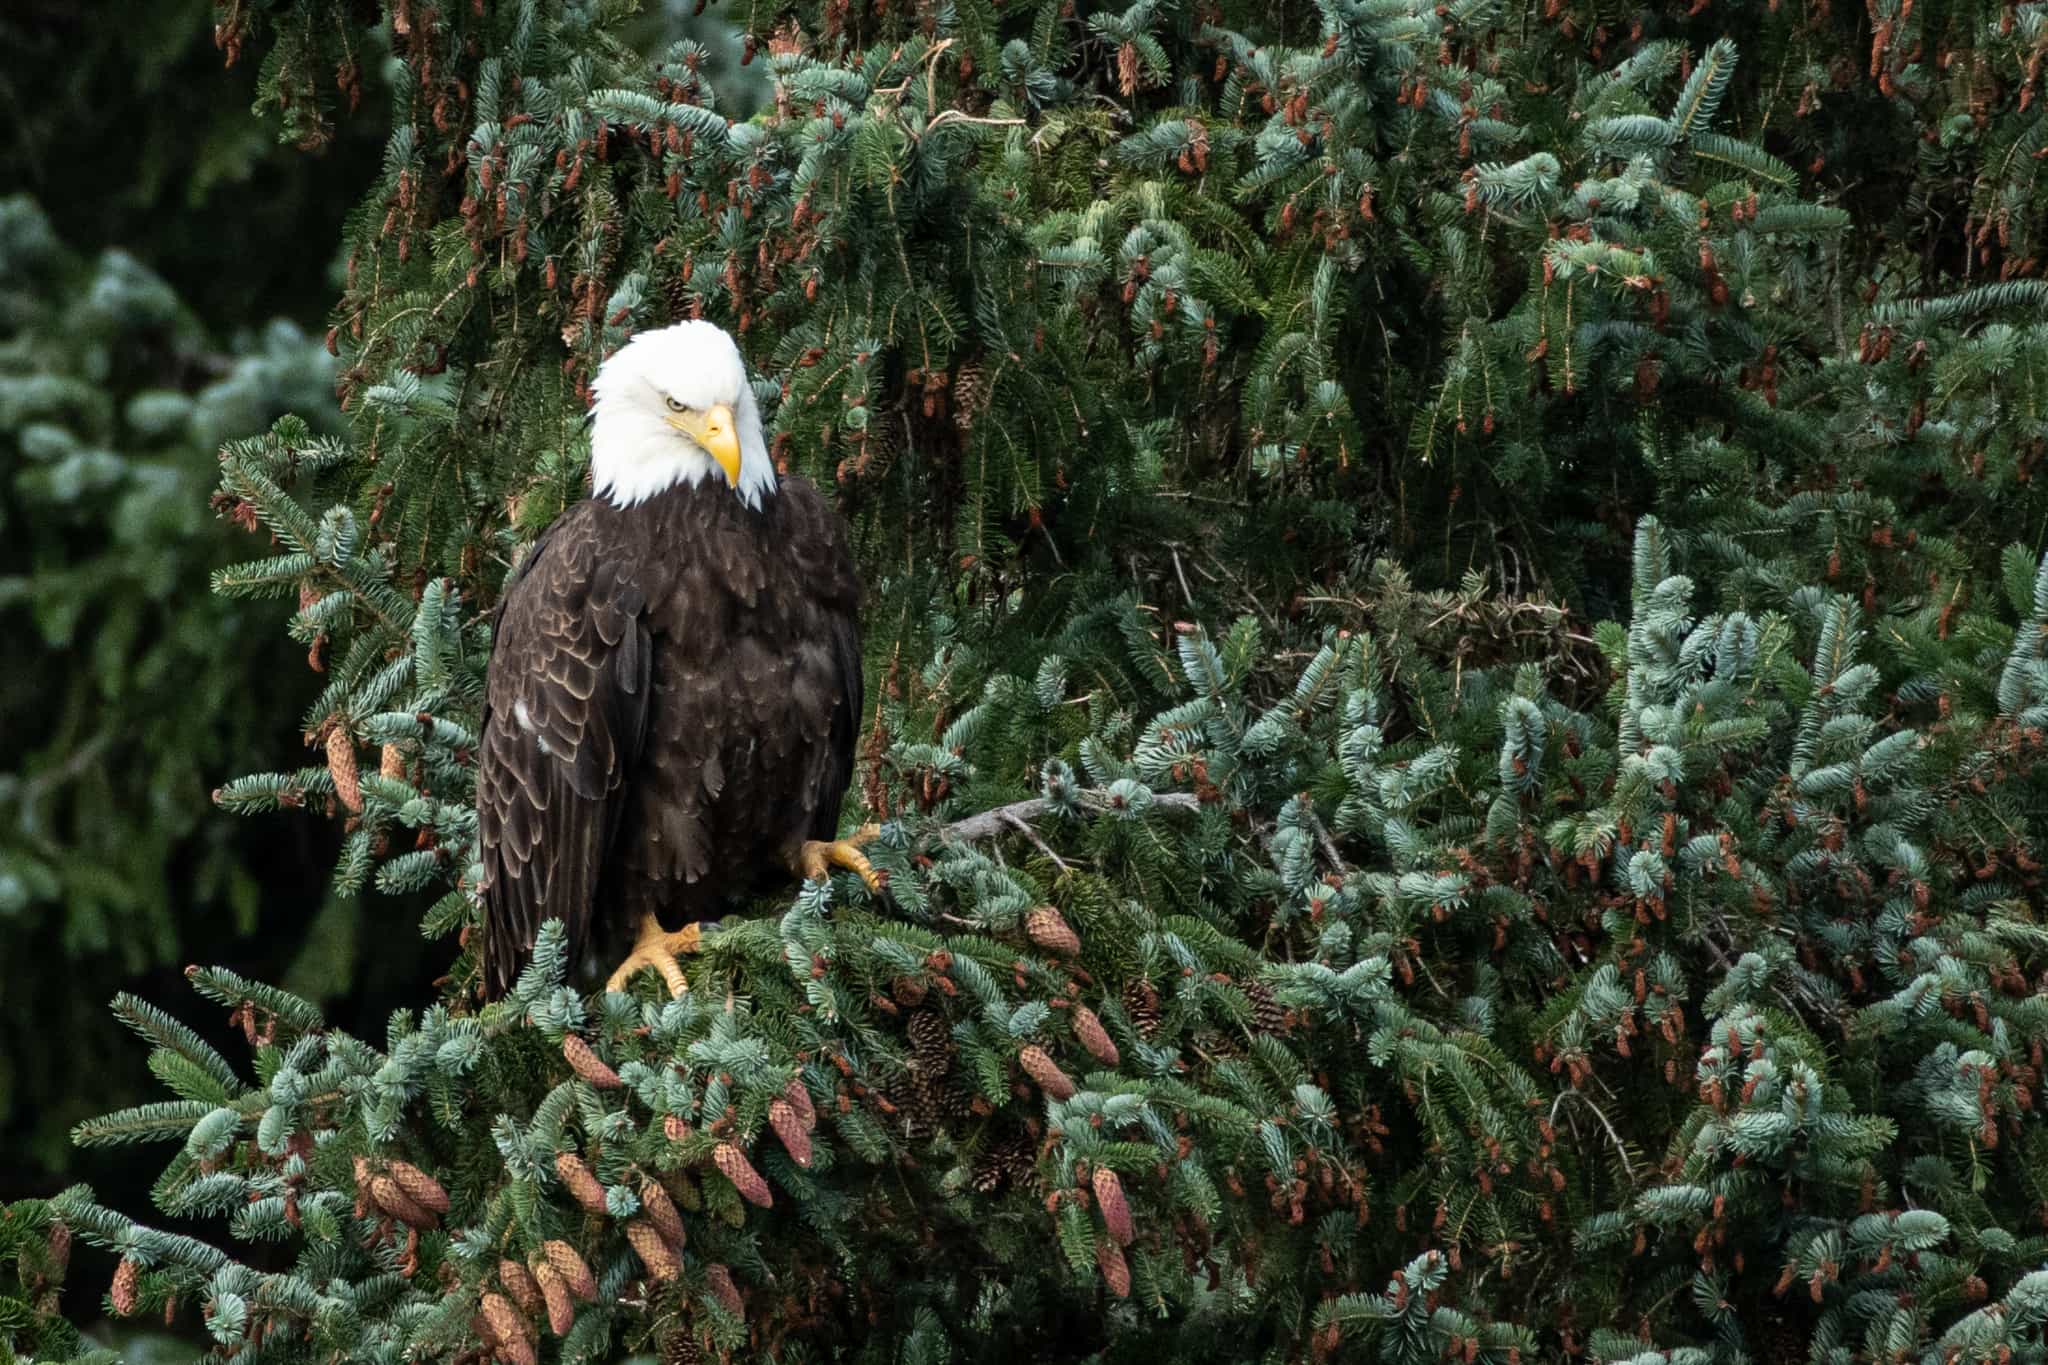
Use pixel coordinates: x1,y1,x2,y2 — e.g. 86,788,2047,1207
604,914,703,996
797,824,884,893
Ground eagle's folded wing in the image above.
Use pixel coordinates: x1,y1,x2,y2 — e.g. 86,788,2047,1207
477,506,652,997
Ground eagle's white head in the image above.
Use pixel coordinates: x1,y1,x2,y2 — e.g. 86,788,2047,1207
589,320,777,510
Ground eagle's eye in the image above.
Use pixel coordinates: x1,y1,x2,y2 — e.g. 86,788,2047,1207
663,395,686,412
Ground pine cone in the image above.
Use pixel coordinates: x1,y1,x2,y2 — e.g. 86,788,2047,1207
661,1326,704,1365
562,1035,623,1089
783,1075,817,1130
326,725,362,814
908,1007,953,1073
969,1128,1039,1194
1094,1167,1134,1245
1019,1045,1076,1100
704,1262,744,1319
1243,979,1285,1034
386,1159,450,1214
951,361,990,434
769,1098,814,1167
626,1219,680,1280
498,1259,542,1314
532,1261,576,1336
111,1256,139,1317
542,1240,599,1303
640,1176,687,1248
368,1174,437,1228
713,1142,774,1207
1097,1238,1132,1298
480,1291,538,1365
1025,906,1081,956
380,742,406,781
555,1151,610,1215
1072,1005,1120,1067
45,1220,69,1280
1122,979,1162,1039
664,1113,692,1143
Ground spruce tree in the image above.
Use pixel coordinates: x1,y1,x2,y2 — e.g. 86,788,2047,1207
8,2,2048,1363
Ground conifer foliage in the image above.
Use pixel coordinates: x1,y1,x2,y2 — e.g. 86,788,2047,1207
9,0,2048,1362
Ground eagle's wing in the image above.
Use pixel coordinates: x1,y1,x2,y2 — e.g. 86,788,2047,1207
477,505,652,997
786,479,864,842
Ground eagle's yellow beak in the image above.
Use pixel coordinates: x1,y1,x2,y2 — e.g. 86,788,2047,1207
665,403,741,486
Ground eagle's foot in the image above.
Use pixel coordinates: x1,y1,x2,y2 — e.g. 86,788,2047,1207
796,824,884,894
604,914,704,997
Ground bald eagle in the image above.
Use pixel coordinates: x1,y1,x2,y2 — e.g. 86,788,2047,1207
477,321,873,998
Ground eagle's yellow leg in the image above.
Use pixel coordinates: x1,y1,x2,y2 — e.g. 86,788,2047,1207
604,915,704,997
796,824,884,893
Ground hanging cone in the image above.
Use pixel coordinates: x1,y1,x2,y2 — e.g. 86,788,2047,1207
479,1292,537,1365
782,1075,817,1130
498,1259,542,1314
531,1261,576,1336
555,1152,609,1215
1019,1045,1076,1100
110,1256,140,1317
1025,906,1081,956
713,1142,773,1207
386,1159,450,1214
626,1219,680,1280
663,1113,692,1143
1094,1166,1134,1245
326,725,362,813
542,1240,599,1302
368,1174,437,1228
380,742,406,780
1097,1238,1132,1298
562,1035,622,1089
640,1176,687,1248
1072,1005,1119,1067
1122,979,1162,1039
1243,979,1285,1033
768,1098,813,1167
952,361,990,433
46,1220,70,1280
704,1263,745,1319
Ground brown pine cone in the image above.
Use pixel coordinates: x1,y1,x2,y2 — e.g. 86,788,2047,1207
326,725,362,814
562,1035,623,1089
1243,979,1285,1034
1122,979,1162,1039
1097,1239,1132,1298
704,1262,745,1319
663,1113,692,1143
625,1219,680,1280
110,1256,139,1317
1019,1045,1076,1101
498,1259,542,1314
1072,1005,1120,1067
555,1151,610,1215
542,1239,599,1303
386,1159,450,1214
1094,1167,1134,1245
713,1142,774,1207
1025,906,1081,956
380,742,406,780
908,1007,953,1072
970,1129,1038,1194
45,1220,70,1280
952,361,991,434
769,1098,814,1167
783,1076,817,1131
479,1292,537,1365
640,1176,687,1248
532,1261,576,1336
661,1325,704,1365
368,1174,437,1228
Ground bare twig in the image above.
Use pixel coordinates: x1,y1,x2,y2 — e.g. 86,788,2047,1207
1001,809,1073,873
1549,1089,1637,1184
936,790,1203,843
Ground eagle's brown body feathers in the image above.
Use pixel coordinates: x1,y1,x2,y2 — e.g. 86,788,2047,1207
477,476,861,997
